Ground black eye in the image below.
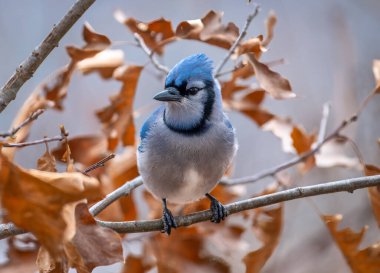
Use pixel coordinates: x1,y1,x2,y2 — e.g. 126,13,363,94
187,87,200,95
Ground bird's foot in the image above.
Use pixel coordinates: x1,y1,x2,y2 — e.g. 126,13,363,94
161,198,177,235
206,193,228,223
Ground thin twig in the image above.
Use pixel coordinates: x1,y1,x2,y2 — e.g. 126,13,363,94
215,62,246,78
134,33,170,74
89,177,143,216
0,109,45,138
82,153,116,174
221,87,377,186
2,175,380,238
316,102,331,145
96,175,380,233
2,135,64,148
214,5,260,77
0,224,25,240
0,0,96,112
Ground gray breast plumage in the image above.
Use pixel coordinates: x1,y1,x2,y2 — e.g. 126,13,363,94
137,111,237,204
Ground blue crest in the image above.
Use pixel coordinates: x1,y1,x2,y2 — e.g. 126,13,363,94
165,53,214,87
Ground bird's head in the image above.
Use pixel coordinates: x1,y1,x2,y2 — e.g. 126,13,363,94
153,54,221,132
154,53,216,104
153,53,220,131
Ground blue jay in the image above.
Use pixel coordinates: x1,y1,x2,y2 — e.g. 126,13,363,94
137,53,238,234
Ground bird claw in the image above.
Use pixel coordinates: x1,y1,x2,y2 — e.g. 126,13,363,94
161,199,177,235
207,194,228,223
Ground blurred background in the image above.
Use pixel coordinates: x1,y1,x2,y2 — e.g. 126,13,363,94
0,0,380,272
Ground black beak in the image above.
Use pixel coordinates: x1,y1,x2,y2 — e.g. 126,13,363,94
153,87,182,102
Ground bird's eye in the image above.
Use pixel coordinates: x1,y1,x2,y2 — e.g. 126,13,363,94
187,87,200,95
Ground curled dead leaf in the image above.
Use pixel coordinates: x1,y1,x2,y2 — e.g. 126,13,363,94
248,53,295,99
176,10,239,50
76,49,124,79
315,138,361,169
321,214,380,273
37,143,57,172
0,156,101,259
243,205,283,273
96,65,143,151
115,10,175,55
66,22,111,62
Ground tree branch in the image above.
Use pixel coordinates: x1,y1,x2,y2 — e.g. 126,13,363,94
214,5,260,77
134,33,170,74
0,109,45,138
0,0,96,113
2,135,64,148
89,176,143,216
81,153,116,175
2,175,379,238
96,175,380,233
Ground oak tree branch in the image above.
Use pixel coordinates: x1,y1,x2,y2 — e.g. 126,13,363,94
96,175,380,233
1,175,380,238
0,0,96,112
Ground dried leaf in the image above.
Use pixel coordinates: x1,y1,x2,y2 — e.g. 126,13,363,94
115,10,175,55
290,126,316,172
96,65,143,151
0,156,101,259
67,203,123,272
321,214,380,273
98,147,139,221
315,138,361,169
43,65,75,111
243,205,283,273
176,10,239,49
242,89,266,106
76,49,124,79
262,117,294,152
365,165,380,228
261,11,277,47
248,53,295,99
37,203,123,273
121,255,153,273
151,227,230,273
236,37,265,57
66,22,111,62
52,135,108,168
37,143,57,172
240,108,274,127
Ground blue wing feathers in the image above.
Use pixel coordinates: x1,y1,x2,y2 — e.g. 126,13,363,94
138,106,163,152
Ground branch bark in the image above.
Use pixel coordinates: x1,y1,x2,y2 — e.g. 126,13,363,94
96,175,380,233
89,177,143,216
2,135,64,148
0,0,96,112
134,33,170,74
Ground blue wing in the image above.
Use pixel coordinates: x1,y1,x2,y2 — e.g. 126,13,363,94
223,114,234,130
138,106,163,153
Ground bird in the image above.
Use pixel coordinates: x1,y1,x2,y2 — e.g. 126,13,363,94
137,53,238,235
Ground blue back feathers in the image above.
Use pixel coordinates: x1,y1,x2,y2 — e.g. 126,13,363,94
165,53,214,88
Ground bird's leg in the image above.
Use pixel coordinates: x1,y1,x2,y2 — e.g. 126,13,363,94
206,193,228,223
161,198,177,235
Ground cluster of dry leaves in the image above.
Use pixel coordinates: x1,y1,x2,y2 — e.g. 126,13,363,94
1,8,380,273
